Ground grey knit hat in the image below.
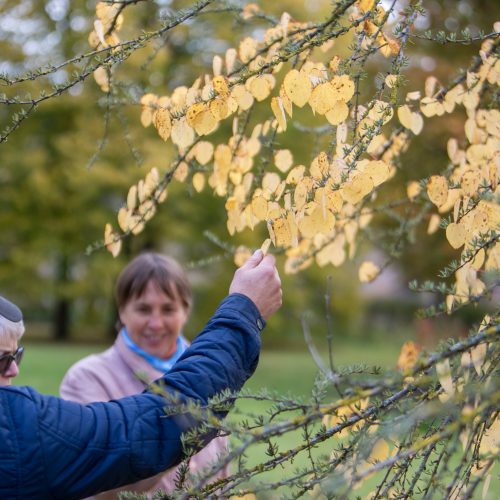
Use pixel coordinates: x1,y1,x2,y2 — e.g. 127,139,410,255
0,296,23,323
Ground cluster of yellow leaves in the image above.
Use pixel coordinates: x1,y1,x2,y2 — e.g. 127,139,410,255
272,68,355,131
138,11,325,151
353,0,401,58
400,38,500,309
226,146,395,275
113,9,410,270
226,132,403,275
90,2,124,92
105,167,167,257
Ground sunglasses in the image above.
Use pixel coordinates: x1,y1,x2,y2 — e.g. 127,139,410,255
0,346,24,376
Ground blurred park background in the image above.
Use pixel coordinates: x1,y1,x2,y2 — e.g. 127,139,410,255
1,0,499,396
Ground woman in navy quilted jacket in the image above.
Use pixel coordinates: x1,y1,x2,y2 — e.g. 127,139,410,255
0,250,282,499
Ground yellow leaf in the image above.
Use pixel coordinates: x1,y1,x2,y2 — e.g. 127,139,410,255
279,86,293,117
385,74,398,88
326,190,343,213
298,206,335,239
104,223,122,257
193,109,218,136
231,84,254,111
143,168,159,198
241,3,260,20
420,97,444,118
398,105,421,133
328,55,340,72
117,207,130,232
470,248,485,271
267,201,282,219
369,100,393,125
261,238,271,255
274,149,293,173
155,186,168,204
325,100,349,125
309,82,337,115
479,417,500,455
446,222,466,249
93,67,110,92
193,141,214,165
212,55,223,77
358,0,375,13
358,261,380,283
341,174,374,205
330,75,355,102
173,161,189,182
247,75,274,102
283,69,312,107
396,341,421,371
310,152,329,180
271,97,287,131
213,75,229,96
140,93,158,127
286,165,305,185
239,37,258,63
192,172,205,192
225,47,237,74
171,118,195,149
209,97,230,121
407,181,421,201
426,175,448,207
436,360,454,398
461,170,481,196
186,102,206,128
153,107,172,141
262,172,281,195
127,185,137,211
273,217,293,247
251,196,268,220
363,160,391,187
294,181,309,210
427,214,441,234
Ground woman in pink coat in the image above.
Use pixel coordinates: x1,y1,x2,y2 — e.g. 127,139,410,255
60,253,230,498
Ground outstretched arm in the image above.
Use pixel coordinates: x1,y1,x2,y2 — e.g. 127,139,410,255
2,252,282,499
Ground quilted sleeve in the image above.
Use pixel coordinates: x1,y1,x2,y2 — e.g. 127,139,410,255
34,293,262,499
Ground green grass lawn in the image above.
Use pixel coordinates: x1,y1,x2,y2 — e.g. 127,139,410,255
14,340,497,498
15,337,401,395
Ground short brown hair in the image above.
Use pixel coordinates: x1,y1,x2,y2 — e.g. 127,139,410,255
115,253,192,312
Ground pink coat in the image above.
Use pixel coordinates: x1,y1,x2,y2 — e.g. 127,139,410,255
60,334,229,498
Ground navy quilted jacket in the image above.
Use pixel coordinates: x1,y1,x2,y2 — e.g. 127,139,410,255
0,294,263,499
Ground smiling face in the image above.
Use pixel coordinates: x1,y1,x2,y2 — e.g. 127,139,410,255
0,337,20,386
119,280,189,359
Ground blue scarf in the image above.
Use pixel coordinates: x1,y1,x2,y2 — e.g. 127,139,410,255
120,327,189,373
